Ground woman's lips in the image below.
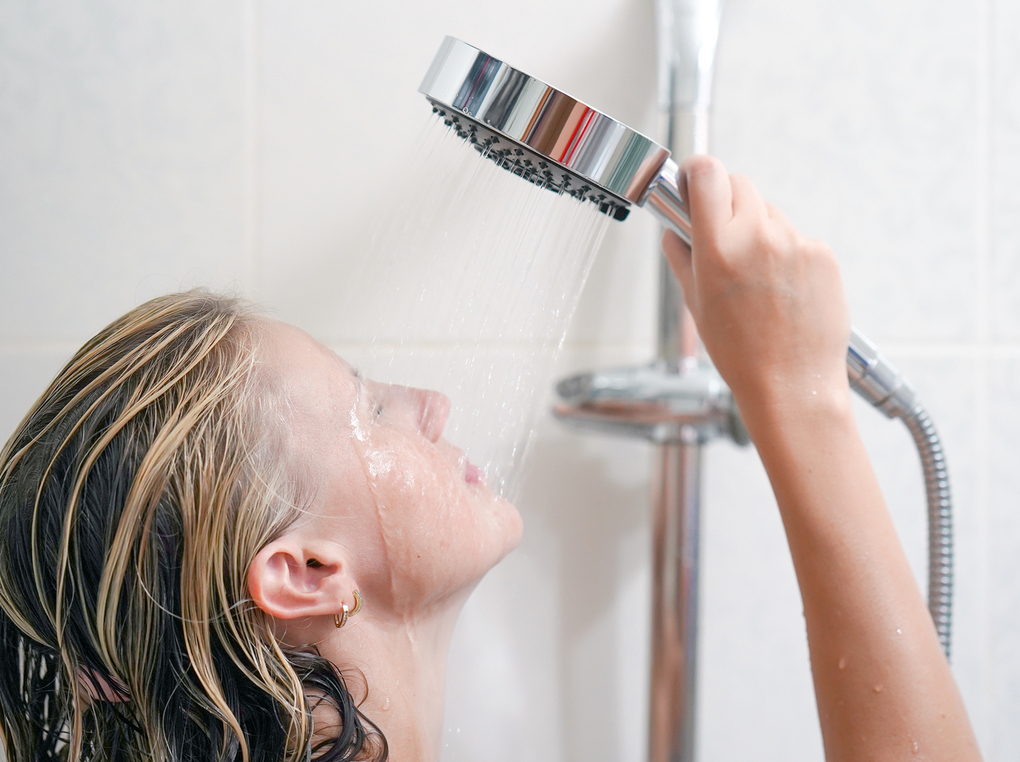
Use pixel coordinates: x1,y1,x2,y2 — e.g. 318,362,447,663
465,460,484,484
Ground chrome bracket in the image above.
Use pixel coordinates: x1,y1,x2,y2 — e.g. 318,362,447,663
553,359,750,446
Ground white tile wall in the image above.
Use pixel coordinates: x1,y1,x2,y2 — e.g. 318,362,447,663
712,0,984,345
992,0,1020,339
989,0,1020,753
0,0,1015,760
0,1,250,341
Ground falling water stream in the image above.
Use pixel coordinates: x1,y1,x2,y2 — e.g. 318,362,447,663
336,114,612,501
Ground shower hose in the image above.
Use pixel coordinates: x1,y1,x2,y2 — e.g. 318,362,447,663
846,327,952,658
900,403,953,659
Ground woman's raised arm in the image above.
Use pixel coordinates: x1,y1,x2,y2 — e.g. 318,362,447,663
663,155,981,761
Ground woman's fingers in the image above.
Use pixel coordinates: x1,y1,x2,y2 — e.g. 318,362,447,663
680,155,734,240
729,173,768,225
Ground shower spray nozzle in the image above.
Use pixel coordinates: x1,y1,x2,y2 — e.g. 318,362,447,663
419,36,689,232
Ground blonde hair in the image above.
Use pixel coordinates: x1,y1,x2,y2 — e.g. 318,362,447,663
0,292,384,762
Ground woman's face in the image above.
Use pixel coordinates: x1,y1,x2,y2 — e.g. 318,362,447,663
264,322,522,615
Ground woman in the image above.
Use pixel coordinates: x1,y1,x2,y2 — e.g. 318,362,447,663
0,155,981,762
0,293,521,762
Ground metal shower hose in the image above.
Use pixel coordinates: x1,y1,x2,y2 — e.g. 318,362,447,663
900,404,953,658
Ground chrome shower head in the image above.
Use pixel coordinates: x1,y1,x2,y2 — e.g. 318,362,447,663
419,37,686,228
419,37,920,422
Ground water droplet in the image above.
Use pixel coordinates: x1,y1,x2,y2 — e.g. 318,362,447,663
896,628,903,635
838,657,847,670
911,740,919,754
873,684,884,693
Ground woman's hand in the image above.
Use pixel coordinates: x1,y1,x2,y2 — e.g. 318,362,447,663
661,155,851,426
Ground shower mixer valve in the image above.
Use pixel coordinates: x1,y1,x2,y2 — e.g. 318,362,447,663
554,360,749,446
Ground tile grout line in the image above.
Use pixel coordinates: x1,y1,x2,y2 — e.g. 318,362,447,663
242,0,261,296
974,0,994,749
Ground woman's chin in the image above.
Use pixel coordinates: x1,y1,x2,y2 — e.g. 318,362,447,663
494,498,524,559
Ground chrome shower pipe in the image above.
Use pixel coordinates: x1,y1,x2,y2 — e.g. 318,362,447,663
646,5,722,762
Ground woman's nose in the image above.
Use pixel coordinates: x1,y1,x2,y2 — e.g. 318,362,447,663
418,389,451,443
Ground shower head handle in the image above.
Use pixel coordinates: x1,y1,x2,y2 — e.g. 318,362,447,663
642,157,693,244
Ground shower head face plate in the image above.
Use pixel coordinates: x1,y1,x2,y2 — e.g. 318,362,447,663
420,37,671,220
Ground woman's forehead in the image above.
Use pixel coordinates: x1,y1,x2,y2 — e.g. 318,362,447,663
263,321,361,416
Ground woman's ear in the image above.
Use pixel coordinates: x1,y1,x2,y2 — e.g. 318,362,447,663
248,536,353,620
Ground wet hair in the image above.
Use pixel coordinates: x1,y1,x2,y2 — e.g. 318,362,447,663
0,292,386,762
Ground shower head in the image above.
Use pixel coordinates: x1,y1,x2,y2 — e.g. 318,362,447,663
419,36,690,234
419,36,920,416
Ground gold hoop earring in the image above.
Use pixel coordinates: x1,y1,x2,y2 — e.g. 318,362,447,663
333,602,349,629
333,591,363,629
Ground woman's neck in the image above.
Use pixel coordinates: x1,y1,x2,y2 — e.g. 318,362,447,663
319,604,462,761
